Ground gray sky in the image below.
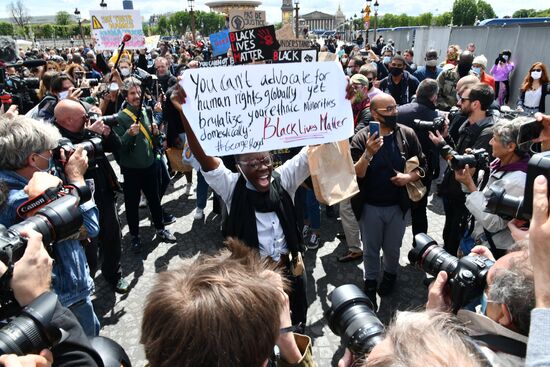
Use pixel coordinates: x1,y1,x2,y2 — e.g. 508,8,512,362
1,0,546,24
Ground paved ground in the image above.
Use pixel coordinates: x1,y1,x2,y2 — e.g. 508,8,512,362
93,172,446,367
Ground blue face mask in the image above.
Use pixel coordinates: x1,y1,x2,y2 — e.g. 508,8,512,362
471,66,482,76
480,292,488,315
383,56,391,64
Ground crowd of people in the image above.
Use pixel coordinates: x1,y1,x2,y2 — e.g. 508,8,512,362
1,31,550,367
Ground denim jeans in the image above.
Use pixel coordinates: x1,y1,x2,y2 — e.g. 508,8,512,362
303,189,320,230
69,296,100,337
196,170,208,210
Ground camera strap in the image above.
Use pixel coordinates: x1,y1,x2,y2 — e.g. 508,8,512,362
122,108,154,149
472,334,527,358
16,183,66,219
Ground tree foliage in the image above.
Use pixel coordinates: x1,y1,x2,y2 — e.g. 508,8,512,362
512,8,550,18
476,0,496,21
452,0,478,25
55,11,72,26
0,22,15,36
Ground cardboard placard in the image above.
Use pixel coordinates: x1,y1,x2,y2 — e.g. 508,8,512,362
228,10,267,32
273,49,317,63
229,25,279,64
209,30,231,57
278,39,313,50
180,61,353,156
199,57,235,68
89,10,145,51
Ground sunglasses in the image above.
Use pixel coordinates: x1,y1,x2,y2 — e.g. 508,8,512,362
532,69,542,72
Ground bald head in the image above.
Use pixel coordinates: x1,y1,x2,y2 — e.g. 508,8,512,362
54,99,86,133
459,51,474,65
370,93,395,112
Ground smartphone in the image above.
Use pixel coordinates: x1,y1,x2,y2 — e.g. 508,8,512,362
369,121,380,138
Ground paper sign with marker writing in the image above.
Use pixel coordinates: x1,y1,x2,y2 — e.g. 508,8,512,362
90,10,145,51
180,62,353,156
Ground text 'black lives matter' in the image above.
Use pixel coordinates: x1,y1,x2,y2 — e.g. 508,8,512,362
229,25,280,65
272,49,318,63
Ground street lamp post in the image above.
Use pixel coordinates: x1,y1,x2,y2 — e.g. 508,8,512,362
293,0,300,38
74,8,86,46
373,0,379,43
188,0,196,43
363,0,372,45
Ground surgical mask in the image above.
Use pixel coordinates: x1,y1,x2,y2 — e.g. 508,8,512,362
346,67,353,76
480,292,488,315
426,59,438,67
531,70,542,80
471,67,482,76
341,57,348,64
120,67,131,77
58,91,69,100
502,55,509,61
390,67,403,77
33,153,55,174
383,56,391,64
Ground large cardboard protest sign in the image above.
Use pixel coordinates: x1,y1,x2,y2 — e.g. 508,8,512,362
90,10,145,51
209,30,231,57
229,25,279,64
273,49,317,63
228,10,267,32
180,62,353,156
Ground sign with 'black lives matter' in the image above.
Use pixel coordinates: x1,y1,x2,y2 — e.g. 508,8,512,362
229,25,279,64
272,49,318,63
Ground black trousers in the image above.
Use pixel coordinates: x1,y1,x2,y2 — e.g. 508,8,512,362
86,190,122,284
286,268,308,326
411,183,431,242
442,197,469,256
122,163,164,237
156,157,170,200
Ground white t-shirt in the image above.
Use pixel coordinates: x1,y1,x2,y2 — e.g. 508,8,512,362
524,86,542,109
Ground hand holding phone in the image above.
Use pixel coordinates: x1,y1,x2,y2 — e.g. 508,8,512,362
369,121,380,139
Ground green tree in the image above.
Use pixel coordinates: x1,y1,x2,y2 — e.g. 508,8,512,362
434,11,453,26
157,15,169,35
38,24,54,38
476,0,496,21
416,12,434,26
512,9,537,18
169,11,190,35
452,0,477,25
0,22,14,36
55,11,71,26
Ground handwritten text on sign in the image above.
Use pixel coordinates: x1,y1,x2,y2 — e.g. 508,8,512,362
90,10,145,51
180,62,353,156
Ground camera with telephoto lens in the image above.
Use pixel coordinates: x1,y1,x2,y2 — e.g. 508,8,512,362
325,284,385,355
87,111,119,128
441,146,490,171
0,184,91,317
413,116,446,133
484,151,550,221
408,233,494,313
52,137,103,169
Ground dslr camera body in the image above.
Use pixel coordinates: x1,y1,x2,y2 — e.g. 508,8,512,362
408,233,494,313
413,116,446,134
441,146,490,171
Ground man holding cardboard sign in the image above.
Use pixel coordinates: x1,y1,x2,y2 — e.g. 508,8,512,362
169,61,354,327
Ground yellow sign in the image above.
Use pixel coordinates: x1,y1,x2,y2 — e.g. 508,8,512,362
91,15,103,30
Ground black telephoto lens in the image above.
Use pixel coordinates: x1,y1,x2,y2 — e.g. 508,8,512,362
325,284,385,354
484,186,524,220
408,233,458,276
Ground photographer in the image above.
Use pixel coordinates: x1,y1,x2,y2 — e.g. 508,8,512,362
398,78,446,242
429,83,496,256
454,119,529,258
338,310,489,367
0,229,101,367
141,238,313,367
54,99,129,294
36,74,82,123
0,116,100,336
426,246,533,365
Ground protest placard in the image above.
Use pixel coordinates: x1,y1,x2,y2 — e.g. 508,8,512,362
229,25,279,64
209,30,231,57
144,35,160,50
228,10,266,32
273,49,317,63
90,10,145,51
180,62,353,156
199,57,235,68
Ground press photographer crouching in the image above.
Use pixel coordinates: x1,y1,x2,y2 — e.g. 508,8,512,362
53,100,129,294
454,118,530,258
0,116,100,336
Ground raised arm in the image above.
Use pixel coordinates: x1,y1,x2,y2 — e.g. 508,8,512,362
170,81,219,172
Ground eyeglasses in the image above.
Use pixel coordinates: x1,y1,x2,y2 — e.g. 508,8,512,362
375,105,397,113
237,156,272,170
532,69,542,72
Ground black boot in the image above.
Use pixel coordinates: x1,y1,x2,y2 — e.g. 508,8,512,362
378,272,397,297
364,279,378,311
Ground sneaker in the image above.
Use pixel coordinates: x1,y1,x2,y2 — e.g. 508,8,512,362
364,279,378,310
302,225,311,240
163,213,176,225
193,208,204,220
131,236,142,253
378,272,397,297
111,277,130,294
156,229,176,242
184,183,192,196
139,194,147,208
307,233,320,250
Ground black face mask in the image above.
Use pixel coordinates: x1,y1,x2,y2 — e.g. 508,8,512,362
376,111,398,130
390,67,404,77
457,62,473,77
